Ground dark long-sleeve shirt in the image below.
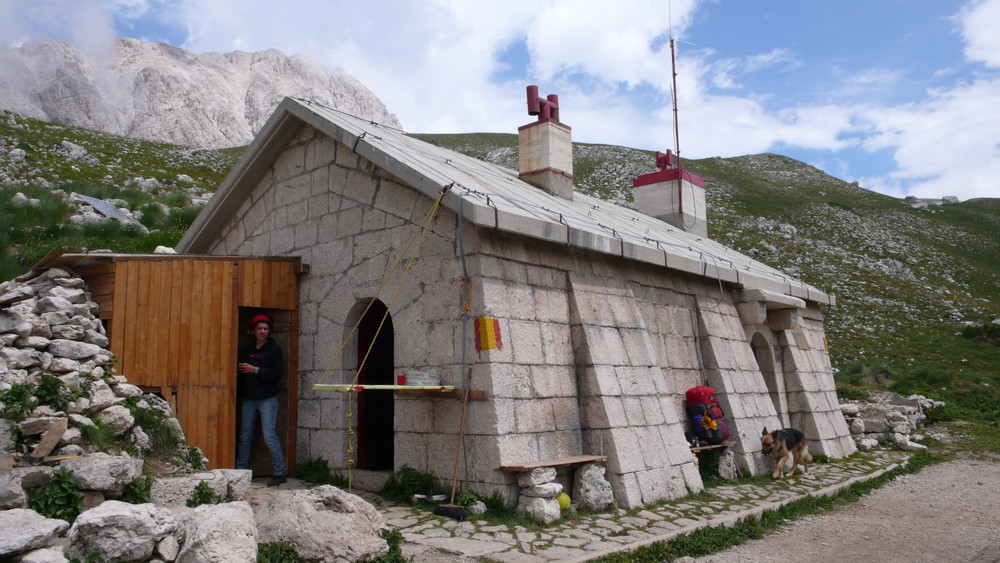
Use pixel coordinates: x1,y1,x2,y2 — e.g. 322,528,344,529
238,337,284,400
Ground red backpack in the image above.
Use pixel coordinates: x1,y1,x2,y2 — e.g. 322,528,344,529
685,385,730,445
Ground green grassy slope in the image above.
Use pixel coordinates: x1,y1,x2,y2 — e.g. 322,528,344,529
2,117,996,418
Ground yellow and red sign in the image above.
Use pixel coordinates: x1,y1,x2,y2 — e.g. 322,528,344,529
474,317,503,353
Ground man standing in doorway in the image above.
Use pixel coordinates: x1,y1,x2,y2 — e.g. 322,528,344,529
236,314,287,486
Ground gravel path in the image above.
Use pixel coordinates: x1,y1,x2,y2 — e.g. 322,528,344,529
689,454,1000,563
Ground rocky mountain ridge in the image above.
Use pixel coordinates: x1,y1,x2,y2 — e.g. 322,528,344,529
0,37,401,149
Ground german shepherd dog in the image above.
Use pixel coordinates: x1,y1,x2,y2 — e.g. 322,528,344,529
761,427,812,479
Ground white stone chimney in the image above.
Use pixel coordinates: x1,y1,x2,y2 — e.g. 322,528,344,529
633,150,707,237
518,85,573,200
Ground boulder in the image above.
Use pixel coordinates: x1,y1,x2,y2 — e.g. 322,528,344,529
515,467,556,487
2,346,41,369
97,405,135,435
48,357,82,373
520,482,563,498
18,546,70,562
516,495,560,524
0,471,28,509
214,468,253,502
32,296,74,315
45,286,87,304
15,335,51,349
255,485,388,562
572,463,614,511
64,501,177,563
50,325,84,341
59,455,143,494
87,380,119,411
47,339,101,360
717,448,740,481
942,195,959,205
150,473,230,507
855,438,880,451
156,535,180,561
0,509,70,558
176,501,257,563
19,416,64,436
0,310,31,334
0,418,16,450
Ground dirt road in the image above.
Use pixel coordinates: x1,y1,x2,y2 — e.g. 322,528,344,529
688,455,1000,563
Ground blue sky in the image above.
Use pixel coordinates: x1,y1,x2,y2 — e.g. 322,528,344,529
3,0,999,201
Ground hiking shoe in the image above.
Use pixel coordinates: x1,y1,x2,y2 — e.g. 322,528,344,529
267,476,287,487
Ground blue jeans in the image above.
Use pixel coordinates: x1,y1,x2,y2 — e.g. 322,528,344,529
236,396,286,476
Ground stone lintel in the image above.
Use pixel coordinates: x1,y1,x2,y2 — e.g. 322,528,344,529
736,288,806,310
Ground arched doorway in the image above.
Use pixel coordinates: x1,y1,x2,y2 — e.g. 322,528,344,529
752,332,788,426
356,300,394,470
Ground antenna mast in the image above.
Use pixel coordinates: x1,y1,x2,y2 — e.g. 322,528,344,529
670,37,681,167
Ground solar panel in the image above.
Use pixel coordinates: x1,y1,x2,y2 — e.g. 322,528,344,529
75,194,136,223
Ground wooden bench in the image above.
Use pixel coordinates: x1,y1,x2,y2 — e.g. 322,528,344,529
496,454,608,473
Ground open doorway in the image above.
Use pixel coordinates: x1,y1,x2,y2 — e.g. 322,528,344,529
356,299,394,470
752,332,788,427
235,307,292,476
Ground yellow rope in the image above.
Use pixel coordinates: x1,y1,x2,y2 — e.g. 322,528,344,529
324,188,447,490
314,189,447,387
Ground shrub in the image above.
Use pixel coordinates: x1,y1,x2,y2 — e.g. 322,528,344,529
380,465,442,503
455,490,480,507
127,398,183,456
121,473,155,504
0,382,37,422
28,467,84,522
186,480,222,508
257,542,300,562
357,529,407,563
295,458,348,487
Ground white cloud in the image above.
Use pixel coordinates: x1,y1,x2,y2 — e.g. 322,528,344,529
2,0,998,201
860,77,1000,199
960,0,1000,67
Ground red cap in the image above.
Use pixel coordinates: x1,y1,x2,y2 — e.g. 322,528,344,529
250,314,272,330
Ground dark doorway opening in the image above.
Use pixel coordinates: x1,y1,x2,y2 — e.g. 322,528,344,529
356,300,394,470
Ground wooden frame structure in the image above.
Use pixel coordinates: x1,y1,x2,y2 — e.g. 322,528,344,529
34,252,303,471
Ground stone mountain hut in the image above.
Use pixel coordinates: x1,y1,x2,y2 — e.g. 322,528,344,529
175,92,856,507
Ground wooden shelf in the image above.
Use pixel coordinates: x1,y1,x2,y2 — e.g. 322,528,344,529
690,440,736,453
311,383,486,401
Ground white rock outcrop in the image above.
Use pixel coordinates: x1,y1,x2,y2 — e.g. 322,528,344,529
0,37,402,149
255,485,389,562
64,501,177,563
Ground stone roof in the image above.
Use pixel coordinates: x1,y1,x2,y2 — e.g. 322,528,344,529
178,97,833,305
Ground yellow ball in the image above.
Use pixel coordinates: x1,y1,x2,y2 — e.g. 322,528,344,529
556,492,571,510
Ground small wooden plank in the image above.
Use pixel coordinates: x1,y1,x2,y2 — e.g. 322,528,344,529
497,454,608,472
30,418,68,458
690,440,736,453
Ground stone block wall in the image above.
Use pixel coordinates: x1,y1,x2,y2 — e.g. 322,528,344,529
779,305,856,458
201,122,855,508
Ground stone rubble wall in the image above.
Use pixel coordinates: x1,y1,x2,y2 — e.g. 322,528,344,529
840,392,940,452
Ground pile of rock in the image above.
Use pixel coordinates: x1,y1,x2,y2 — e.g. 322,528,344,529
515,463,613,524
2,480,390,561
1,268,192,465
2,268,393,561
840,392,943,452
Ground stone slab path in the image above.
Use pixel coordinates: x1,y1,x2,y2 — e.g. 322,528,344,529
250,450,907,562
